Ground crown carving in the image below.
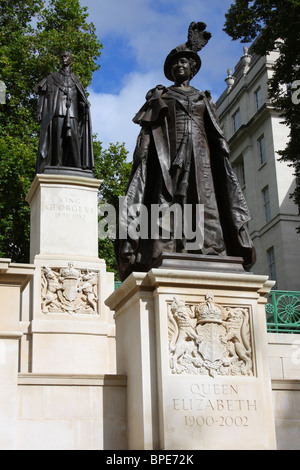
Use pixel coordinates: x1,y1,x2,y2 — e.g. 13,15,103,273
60,262,80,279
195,293,223,324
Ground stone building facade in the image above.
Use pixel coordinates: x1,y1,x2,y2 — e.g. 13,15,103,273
216,45,300,291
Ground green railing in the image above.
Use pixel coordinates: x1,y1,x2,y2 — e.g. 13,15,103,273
265,290,300,333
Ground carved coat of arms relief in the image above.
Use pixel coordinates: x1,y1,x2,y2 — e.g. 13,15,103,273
168,294,253,377
41,262,99,315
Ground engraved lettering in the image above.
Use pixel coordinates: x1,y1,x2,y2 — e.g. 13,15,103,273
172,397,257,413
173,399,180,411
190,383,239,397
205,400,215,411
184,415,249,428
227,400,234,411
216,400,224,411
45,196,93,220
247,400,257,411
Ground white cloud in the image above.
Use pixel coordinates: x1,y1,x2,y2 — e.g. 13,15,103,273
82,0,247,94
89,70,165,156
81,0,233,72
82,0,249,155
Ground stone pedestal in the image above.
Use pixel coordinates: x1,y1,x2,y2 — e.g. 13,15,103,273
24,174,116,375
106,268,277,450
26,173,101,262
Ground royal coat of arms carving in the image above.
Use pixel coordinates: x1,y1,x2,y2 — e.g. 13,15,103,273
41,262,99,314
168,294,253,377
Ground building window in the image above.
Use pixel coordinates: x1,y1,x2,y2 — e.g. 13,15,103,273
257,134,266,165
262,186,271,222
232,108,241,133
233,155,246,187
254,86,262,110
267,247,277,288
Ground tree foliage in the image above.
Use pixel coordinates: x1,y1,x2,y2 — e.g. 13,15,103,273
0,0,107,262
224,0,300,210
94,141,132,277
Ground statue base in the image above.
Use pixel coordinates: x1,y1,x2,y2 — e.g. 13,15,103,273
106,266,277,450
26,173,100,261
151,252,247,273
42,166,95,179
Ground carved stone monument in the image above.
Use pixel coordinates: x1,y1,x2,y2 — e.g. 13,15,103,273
26,49,116,378
25,172,116,375
0,53,125,449
107,22,276,450
24,171,116,374
106,269,277,450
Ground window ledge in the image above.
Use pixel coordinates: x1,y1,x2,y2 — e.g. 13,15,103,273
258,161,267,170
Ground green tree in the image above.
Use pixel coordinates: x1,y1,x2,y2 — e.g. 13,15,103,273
94,141,132,277
0,0,102,261
224,0,300,212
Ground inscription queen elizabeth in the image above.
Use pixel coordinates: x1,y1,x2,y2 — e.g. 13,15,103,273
168,294,253,377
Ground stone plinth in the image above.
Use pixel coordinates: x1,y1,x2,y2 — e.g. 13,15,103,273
26,173,102,262
106,268,277,450
23,174,116,375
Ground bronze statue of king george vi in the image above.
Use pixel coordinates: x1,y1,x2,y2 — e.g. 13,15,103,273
34,51,94,175
115,22,256,281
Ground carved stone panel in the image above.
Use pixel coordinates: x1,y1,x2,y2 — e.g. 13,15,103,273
168,294,253,377
41,262,99,315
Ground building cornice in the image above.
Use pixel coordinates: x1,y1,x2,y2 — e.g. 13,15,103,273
228,103,278,150
250,213,300,240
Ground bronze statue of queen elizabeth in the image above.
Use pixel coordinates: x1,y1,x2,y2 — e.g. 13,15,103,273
116,22,256,281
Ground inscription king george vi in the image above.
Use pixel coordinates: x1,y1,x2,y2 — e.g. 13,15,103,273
168,294,253,376
41,263,99,314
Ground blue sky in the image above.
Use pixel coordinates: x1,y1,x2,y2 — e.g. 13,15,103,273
79,0,250,155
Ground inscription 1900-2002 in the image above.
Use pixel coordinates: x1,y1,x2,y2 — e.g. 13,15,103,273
173,383,257,428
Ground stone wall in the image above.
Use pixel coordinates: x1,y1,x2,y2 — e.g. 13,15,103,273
1,258,299,450
16,374,127,450
268,333,300,450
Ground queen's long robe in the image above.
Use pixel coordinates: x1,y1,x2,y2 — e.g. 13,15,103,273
116,85,256,281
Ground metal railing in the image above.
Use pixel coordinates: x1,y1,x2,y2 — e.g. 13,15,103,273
265,290,300,333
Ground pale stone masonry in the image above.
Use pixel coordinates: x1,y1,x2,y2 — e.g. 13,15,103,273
106,269,277,450
0,42,300,449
